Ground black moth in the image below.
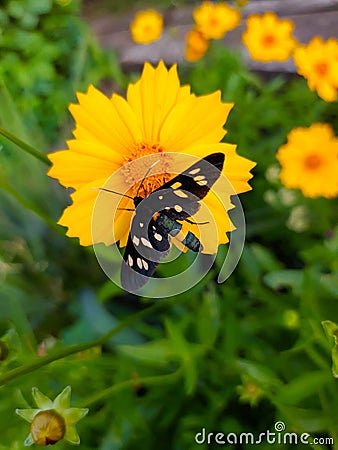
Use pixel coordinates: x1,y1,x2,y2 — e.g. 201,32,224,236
121,152,225,291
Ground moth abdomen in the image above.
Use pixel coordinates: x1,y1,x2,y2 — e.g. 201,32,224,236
182,231,202,252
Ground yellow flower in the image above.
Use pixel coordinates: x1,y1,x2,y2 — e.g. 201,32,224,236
193,1,241,40
48,61,255,254
184,28,210,62
130,9,163,44
16,386,88,446
276,123,338,199
293,37,338,102
242,12,296,62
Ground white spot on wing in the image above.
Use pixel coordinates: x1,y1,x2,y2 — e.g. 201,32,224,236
137,258,142,269
194,175,206,181
171,181,182,189
154,232,162,241
139,222,144,227
174,189,188,198
128,255,133,267
189,167,201,175
142,259,149,270
141,237,152,248
197,180,208,186
158,195,163,200
175,204,183,213
132,236,140,246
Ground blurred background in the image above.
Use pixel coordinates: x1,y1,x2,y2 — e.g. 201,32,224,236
0,0,337,448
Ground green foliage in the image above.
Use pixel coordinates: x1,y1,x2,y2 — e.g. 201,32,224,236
0,9,338,450
0,0,124,144
322,321,338,378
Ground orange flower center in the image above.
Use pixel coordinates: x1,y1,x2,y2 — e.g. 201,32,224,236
143,24,153,34
262,34,276,47
304,153,322,170
122,142,173,198
314,62,328,76
209,16,218,27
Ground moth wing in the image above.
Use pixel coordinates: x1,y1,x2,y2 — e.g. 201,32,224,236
152,152,225,220
158,152,225,201
121,215,170,291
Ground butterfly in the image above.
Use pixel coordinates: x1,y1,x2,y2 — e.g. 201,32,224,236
118,152,225,291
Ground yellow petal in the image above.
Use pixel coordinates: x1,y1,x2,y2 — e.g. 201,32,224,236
160,91,232,151
70,85,136,154
59,177,132,246
47,149,118,189
223,145,256,194
127,61,190,142
110,93,143,143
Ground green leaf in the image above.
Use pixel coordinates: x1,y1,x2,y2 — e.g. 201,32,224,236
62,290,144,347
165,319,198,395
0,76,47,152
117,340,173,368
98,280,125,303
263,270,303,295
320,274,338,298
275,371,331,405
27,0,52,15
235,359,282,391
196,287,220,346
322,321,338,378
250,243,284,272
7,1,25,19
278,406,335,433
239,245,261,281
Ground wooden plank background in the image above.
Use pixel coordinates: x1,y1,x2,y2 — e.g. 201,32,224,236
83,0,338,73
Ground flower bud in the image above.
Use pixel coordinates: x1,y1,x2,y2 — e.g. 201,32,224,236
30,410,65,446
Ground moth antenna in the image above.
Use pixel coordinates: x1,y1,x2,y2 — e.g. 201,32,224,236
136,159,160,197
185,218,209,225
92,187,134,200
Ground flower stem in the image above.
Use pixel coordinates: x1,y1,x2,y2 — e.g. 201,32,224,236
0,297,173,387
79,369,182,408
0,125,51,166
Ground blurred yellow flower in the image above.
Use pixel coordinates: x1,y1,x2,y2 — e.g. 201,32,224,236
48,61,255,253
293,36,338,102
276,123,338,199
16,386,88,446
193,1,241,40
184,28,210,62
242,12,296,62
130,9,163,44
